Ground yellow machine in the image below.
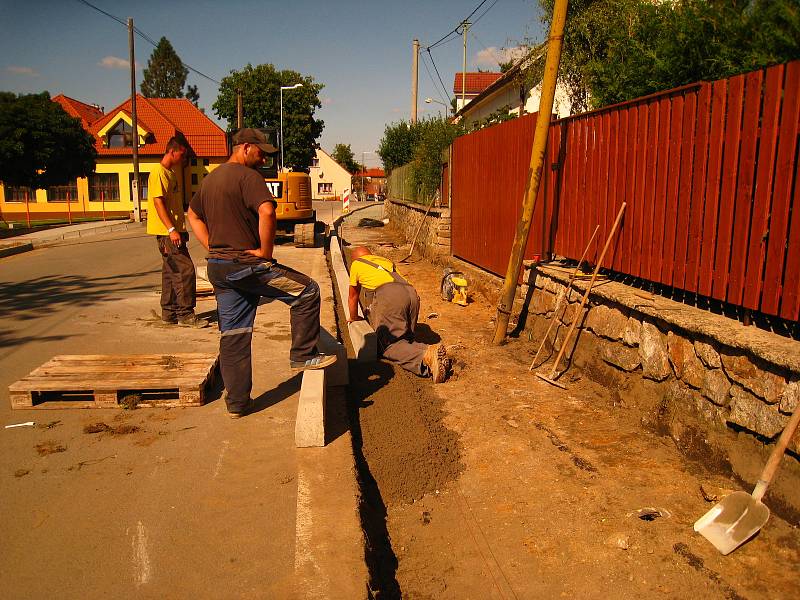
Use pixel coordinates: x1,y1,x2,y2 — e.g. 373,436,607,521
441,268,469,306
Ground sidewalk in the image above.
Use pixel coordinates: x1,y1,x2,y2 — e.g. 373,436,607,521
0,235,366,598
0,219,137,257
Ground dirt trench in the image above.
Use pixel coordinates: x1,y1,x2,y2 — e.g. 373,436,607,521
332,222,800,600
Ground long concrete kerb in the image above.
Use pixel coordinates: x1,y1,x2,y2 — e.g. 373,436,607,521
0,242,33,258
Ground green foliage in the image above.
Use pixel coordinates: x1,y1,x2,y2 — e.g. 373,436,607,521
331,143,360,173
539,0,800,111
141,37,189,99
213,63,324,170
411,117,464,202
0,92,97,188
378,121,422,173
379,118,463,200
185,84,200,107
471,104,516,132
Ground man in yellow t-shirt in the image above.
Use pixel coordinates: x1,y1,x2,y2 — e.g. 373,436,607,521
147,136,206,327
348,246,448,383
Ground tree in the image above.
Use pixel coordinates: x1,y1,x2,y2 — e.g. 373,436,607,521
0,92,97,188
141,37,189,99
538,0,800,112
213,63,324,170
377,121,422,172
411,117,463,201
185,85,200,107
331,143,360,173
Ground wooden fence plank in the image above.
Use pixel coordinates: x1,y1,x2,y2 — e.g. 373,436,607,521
712,74,745,299
652,98,672,282
762,62,800,315
662,94,685,285
598,112,612,266
642,100,660,281
630,102,649,276
673,91,698,289
685,83,712,292
727,69,763,305
609,110,625,271
743,64,783,309
699,80,728,297
781,153,800,321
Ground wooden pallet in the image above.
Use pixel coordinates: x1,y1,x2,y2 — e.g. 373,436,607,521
9,354,219,410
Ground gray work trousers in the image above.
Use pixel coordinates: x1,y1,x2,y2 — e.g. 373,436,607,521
366,282,429,376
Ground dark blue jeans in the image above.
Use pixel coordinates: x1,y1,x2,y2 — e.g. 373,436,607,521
207,259,321,412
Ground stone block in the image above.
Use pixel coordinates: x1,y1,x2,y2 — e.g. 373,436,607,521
531,289,556,315
318,330,348,387
667,332,704,389
727,385,788,438
721,352,786,404
701,368,732,406
622,317,641,347
639,322,671,381
560,301,581,326
436,230,451,238
694,340,722,368
780,377,799,414
348,320,377,362
602,342,641,372
585,305,628,341
296,369,326,447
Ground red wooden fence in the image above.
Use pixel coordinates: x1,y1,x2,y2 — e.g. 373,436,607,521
451,61,800,322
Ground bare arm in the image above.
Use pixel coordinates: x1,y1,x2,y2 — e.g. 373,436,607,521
187,208,209,251
245,201,276,260
154,196,182,246
348,285,364,322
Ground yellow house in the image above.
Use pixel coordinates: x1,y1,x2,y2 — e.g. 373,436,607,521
309,148,353,201
0,94,229,223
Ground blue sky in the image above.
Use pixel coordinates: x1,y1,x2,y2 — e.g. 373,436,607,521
0,0,544,167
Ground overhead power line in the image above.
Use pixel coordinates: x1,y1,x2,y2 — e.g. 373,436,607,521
76,0,220,85
426,0,491,51
421,51,452,107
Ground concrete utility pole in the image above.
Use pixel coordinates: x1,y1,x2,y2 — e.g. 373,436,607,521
236,88,243,129
461,21,470,110
411,39,419,123
128,18,141,223
492,0,569,345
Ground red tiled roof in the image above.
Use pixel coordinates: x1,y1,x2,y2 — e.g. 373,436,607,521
52,94,104,128
453,72,503,95
356,168,386,178
85,95,228,158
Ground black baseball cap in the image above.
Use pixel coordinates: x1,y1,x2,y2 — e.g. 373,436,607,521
232,128,278,153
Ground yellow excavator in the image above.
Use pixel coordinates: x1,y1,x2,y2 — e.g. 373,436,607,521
235,128,320,246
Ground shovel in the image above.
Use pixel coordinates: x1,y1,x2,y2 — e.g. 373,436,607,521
694,406,800,555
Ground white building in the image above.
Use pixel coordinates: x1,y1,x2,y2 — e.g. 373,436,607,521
309,148,353,201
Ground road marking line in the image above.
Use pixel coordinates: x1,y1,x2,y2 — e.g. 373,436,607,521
213,440,230,478
132,520,152,586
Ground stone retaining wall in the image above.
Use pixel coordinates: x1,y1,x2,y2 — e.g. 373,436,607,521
522,265,800,520
384,198,450,259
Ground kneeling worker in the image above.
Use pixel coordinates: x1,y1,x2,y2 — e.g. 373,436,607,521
347,246,448,382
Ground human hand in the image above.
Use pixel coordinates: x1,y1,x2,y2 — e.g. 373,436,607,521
169,230,182,247
244,248,271,260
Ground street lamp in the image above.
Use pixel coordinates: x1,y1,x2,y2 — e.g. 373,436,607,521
280,83,303,171
425,97,449,117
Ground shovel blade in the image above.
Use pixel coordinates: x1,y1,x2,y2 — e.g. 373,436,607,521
694,491,770,555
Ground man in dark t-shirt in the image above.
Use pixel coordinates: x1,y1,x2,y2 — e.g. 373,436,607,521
188,128,336,418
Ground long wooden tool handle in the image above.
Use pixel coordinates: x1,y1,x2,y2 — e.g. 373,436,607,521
529,225,600,371
545,203,627,379
752,406,800,502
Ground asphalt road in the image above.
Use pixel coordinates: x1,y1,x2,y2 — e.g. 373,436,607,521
0,226,364,598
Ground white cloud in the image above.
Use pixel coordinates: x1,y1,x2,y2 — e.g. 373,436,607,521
474,45,528,68
99,56,132,70
7,66,38,76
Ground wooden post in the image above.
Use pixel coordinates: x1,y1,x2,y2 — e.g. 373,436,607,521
24,190,30,228
101,190,106,222
67,190,72,224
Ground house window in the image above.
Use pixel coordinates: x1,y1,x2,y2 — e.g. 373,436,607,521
191,158,198,166
311,158,320,168
203,159,209,166
47,181,78,202
107,120,134,147
4,186,35,203
318,182,332,194
191,173,199,185
89,173,120,202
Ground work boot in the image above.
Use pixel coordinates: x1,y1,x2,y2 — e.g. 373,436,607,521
290,353,337,372
177,313,209,328
150,309,177,324
423,343,448,383
225,395,253,419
